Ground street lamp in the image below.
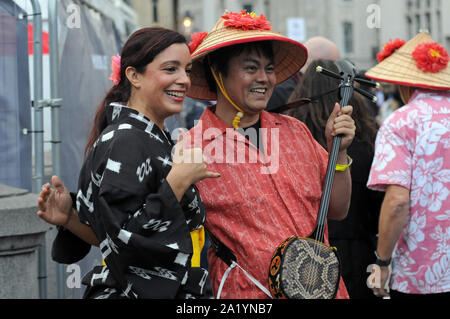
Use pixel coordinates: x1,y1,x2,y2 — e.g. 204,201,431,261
183,11,193,35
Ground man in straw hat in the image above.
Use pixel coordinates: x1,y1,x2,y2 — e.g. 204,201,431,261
185,10,355,299
365,31,450,299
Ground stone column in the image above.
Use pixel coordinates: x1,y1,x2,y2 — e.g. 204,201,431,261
0,184,52,298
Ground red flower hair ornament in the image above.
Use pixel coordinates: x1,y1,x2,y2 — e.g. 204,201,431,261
377,38,406,62
188,32,208,54
109,54,121,86
412,42,449,73
222,10,272,31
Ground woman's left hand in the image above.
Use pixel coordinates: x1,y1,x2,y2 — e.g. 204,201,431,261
37,175,73,227
325,103,355,153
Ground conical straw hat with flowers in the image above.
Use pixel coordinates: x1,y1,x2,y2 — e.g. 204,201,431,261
187,10,308,101
366,31,450,90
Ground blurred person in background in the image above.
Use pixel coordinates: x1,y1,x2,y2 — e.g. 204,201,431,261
266,36,340,112
355,69,380,118
300,37,341,73
376,83,404,125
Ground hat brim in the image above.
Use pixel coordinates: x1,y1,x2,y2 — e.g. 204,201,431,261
187,35,307,100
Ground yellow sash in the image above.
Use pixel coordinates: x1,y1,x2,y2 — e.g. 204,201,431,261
101,227,205,268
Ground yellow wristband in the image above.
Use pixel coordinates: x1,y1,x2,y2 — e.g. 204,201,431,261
335,155,352,171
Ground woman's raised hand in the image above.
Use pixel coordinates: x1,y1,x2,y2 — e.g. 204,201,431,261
37,175,73,226
167,131,220,201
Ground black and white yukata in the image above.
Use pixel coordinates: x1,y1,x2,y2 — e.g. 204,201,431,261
53,103,208,299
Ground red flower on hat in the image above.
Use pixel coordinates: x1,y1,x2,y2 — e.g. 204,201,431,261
377,38,406,62
188,32,208,54
222,10,272,31
412,42,449,73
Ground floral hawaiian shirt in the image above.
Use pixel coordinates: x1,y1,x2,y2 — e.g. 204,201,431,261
368,90,450,294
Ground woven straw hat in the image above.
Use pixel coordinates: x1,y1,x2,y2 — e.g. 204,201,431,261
365,31,450,90
187,11,308,100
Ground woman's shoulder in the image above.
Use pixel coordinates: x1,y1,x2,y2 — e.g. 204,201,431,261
92,123,163,164
99,123,146,147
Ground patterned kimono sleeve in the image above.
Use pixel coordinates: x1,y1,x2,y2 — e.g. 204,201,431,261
51,225,91,264
85,129,193,298
367,118,413,192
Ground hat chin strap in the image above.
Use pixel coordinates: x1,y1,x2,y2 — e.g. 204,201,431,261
210,66,244,129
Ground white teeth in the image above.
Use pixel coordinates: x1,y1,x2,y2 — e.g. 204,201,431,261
165,91,184,98
250,88,267,93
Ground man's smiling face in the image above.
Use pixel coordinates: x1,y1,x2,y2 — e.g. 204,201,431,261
221,47,276,115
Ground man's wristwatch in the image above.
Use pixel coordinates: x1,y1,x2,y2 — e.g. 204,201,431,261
375,250,391,267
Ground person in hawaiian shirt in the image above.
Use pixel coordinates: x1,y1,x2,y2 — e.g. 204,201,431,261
365,31,450,299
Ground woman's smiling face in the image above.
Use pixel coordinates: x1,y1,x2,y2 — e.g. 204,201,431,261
137,42,192,122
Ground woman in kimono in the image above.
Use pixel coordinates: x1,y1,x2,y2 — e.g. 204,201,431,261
37,27,219,299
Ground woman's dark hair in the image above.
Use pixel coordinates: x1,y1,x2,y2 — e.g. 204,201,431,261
203,41,274,93
85,27,187,155
286,59,379,150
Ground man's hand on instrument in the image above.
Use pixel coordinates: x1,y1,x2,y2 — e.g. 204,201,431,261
325,103,355,154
